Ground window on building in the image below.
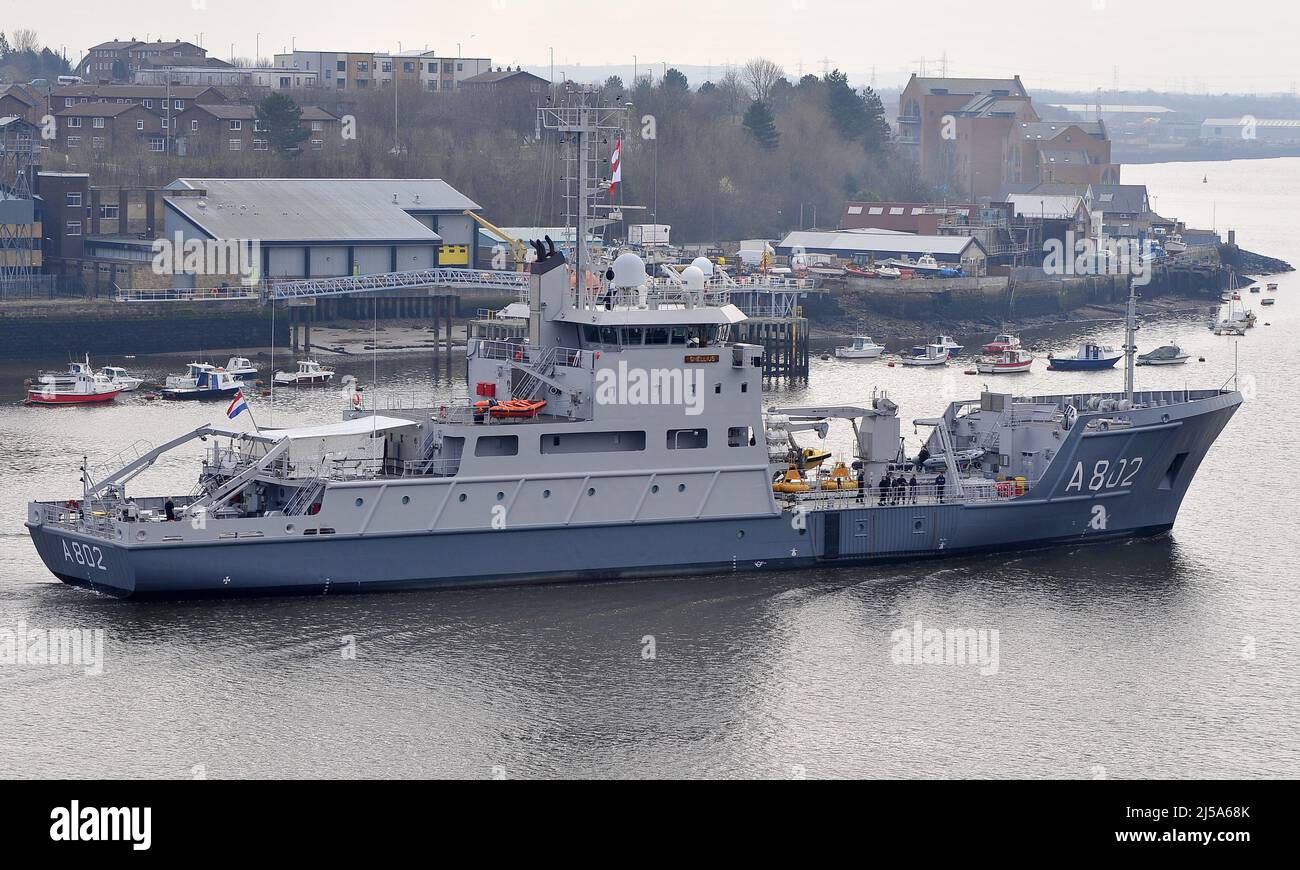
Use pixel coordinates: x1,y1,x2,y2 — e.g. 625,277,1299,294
161,119,168,128
310,121,323,131
252,139,268,151
336,79,345,89
66,221,82,236
64,97,73,107
92,117,105,128
66,136,81,148
336,60,346,71
404,62,414,73
356,79,368,88
457,62,463,71
310,139,323,150
442,62,453,73
174,100,184,110
230,120,241,130
191,119,199,131
67,117,82,128
91,136,105,149
136,119,144,131
357,61,369,72
254,120,264,132
99,204,119,220
143,98,152,108
229,139,242,151
148,136,164,152
66,192,82,207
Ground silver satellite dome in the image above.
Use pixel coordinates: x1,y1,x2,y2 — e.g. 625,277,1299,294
611,252,648,288
690,256,714,276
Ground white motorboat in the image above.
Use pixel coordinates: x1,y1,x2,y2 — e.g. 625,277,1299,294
975,348,1034,374
981,333,1021,354
900,344,950,367
166,361,217,390
1136,344,1190,366
35,355,95,387
273,359,335,386
874,265,901,279
834,336,886,359
225,356,260,380
27,371,121,406
99,365,145,392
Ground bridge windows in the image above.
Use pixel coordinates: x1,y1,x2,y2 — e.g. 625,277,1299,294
667,428,708,450
474,434,519,457
542,431,646,454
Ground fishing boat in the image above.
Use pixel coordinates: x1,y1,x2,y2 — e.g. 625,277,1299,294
981,333,1021,354
273,360,335,386
224,357,259,380
35,355,96,388
975,348,1034,374
874,265,901,279
165,361,216,390
1046,343,1122,371
26,371,121,406
834,335,886,359
900,344,950,367
1136,344,1190,366
161,367,242,400
99,366,144,392
1164,233,1187,255
844,264,877,278
910,335,964,358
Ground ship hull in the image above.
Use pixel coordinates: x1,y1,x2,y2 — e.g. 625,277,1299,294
26,388,1240,599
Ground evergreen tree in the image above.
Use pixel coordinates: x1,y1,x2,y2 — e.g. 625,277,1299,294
256,92,310,154
742,99,779,150
0,32,12,60
861,87,893,154
663,68,689,92
824,69,868,140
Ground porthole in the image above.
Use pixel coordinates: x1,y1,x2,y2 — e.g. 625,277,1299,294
136,530,146,541
587,487,596,497
737,530,745,539
355,497,364,507
677,483,686,493
542,489,551,498
496,491,505,501
651,484,659,494
458,493,467,503
401,495,410,505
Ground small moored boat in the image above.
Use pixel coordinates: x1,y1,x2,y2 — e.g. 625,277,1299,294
910,335,963,358
161,367,243,400
99,365,144,392
273,360,335,386
27,372,121,406
1136,344,1190,366
1046,342,1122,371
224,356,259,380
900,344,950,367
975,348,1034,374
834,335,886,359
981,333,1021,354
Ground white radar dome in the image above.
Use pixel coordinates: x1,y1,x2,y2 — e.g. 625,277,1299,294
681,265,706,293
690,256,714,276
611,252,648,288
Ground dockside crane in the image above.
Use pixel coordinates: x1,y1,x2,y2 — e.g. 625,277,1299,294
463,210,531,272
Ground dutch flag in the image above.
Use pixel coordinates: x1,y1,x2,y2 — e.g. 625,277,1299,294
226,390,249,420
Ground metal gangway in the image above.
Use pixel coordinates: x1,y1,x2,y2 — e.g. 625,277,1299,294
114,267,529,303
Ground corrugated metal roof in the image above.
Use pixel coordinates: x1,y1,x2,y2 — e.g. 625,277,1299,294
164,178,480,243
1004,193,1084,219
776,230,985,258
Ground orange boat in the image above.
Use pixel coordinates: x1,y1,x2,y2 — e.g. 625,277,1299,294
473,398,546,419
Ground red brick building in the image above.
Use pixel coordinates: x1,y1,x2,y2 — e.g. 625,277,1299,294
52,103,167,158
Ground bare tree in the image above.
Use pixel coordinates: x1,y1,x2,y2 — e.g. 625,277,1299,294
716,69,748,120
742,57,784,104
11,29,40,53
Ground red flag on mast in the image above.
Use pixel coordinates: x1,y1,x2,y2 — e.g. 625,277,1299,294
609,137,622,196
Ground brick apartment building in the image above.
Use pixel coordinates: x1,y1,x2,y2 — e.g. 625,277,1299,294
897,75,1118,199
76,38,225,82
173,104,343,156
51,103,168,158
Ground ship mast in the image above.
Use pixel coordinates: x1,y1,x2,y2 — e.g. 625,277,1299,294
537,85,627,309
1123,276,1138,403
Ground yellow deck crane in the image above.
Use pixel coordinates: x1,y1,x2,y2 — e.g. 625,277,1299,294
463,210,530,272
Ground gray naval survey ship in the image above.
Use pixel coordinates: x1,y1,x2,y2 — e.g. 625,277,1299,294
25,87,1241,598
26,243,1241,597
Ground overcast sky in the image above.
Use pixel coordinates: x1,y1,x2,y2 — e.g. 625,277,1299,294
10,0,1299,94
